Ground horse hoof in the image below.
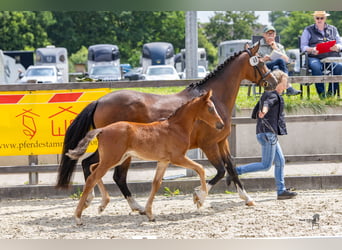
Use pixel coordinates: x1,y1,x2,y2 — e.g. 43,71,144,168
139,211,146,215
193,189,206,208
75,217,83,226
246,200,256,206
98,206,105,214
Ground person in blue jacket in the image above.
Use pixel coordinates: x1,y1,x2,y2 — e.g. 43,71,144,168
300,11,342,98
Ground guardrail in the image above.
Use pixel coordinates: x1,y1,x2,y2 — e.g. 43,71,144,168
1,75,342,91
1,76,341,184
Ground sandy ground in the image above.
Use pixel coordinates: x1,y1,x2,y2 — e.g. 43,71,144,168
0,189,341,239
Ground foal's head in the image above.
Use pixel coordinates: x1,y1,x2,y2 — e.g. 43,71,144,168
195,90,224,130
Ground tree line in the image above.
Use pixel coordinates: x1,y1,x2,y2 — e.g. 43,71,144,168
1,11,341,70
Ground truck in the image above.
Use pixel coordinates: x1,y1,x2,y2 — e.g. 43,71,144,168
0,49,26,84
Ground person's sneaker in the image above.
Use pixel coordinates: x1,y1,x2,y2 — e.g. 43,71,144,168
286,86,301,96
277,189,298,200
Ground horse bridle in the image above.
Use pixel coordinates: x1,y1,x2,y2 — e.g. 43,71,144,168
245,48,273,87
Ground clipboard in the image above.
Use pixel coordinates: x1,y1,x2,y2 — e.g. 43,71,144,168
316,40,336,54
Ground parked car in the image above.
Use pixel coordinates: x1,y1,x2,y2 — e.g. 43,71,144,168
18,65,63,83
124,67,144,81
120,63,132,74
88,64,121,81
143,65,180,80
180,65,209,79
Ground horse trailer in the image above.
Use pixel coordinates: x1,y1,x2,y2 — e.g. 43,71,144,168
218,39,252,64
35,45,69,83
141,42,175,74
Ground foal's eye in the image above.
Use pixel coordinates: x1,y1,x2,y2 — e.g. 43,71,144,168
208,106,215,113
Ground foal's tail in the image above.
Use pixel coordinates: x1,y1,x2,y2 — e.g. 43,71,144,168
66,129,102,160
56,101,98,189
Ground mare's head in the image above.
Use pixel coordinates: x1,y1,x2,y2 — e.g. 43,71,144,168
245,42,278,90
194,90,224,130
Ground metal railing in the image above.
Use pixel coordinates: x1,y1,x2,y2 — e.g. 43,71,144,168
1,76,341,184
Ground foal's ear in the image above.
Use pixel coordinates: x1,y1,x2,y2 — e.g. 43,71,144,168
204,89,212,100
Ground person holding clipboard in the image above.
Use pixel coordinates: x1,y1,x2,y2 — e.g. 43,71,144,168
300,11,342,98
257,25,301,95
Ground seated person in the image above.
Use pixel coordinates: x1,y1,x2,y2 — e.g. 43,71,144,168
256,25,301,96
300,11,342,98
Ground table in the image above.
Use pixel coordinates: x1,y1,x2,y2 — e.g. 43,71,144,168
320,57,342,95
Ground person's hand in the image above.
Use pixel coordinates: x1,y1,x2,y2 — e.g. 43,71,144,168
330,44,340,52
270,41,278,50
262,55,271,62
309,47,318,55
258,111,266,119
258,107,268,119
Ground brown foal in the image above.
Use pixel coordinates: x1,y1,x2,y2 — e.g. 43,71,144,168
66,90,224,225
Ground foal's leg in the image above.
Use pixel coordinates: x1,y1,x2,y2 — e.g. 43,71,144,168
90,163,110,214
96,178,111,213
74,163,110,225
144,161,169,221
172,156,208,208
219,139,255,206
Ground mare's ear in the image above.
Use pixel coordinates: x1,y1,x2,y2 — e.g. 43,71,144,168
244,42,250,50
250,41,260,55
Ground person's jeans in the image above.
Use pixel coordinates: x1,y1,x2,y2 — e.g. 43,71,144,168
266,58,289,74
235,132,286,194
308,57,342,97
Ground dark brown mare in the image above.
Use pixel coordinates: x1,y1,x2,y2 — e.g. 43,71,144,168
56,43,277,209
66,90,224,224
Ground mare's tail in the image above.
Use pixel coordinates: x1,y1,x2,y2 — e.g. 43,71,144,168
66,129,102,160
56,101,98,189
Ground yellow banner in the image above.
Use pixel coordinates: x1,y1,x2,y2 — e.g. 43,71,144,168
0,88,112,156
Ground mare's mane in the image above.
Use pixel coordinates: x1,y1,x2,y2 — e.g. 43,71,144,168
186,49,246,90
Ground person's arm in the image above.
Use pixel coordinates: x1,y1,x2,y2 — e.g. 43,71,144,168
301,28,318,55
330,28,342,52
258,92,278,118
275,43,289,63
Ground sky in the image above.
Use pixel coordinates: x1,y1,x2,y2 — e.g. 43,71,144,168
197,11,271,25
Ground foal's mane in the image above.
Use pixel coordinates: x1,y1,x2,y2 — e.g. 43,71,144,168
161,92,207,121
186,49,246,90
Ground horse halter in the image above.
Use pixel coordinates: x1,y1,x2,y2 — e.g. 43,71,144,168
245,48,273,87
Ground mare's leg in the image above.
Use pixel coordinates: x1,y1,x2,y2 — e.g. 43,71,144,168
219,139,254,206
81,151,100,206
113,158,144,213
200,143,226,192
172,156,208,208
144,161,169,221
74,163,110,225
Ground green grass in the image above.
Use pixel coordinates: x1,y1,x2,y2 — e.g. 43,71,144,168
112,83,341,114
